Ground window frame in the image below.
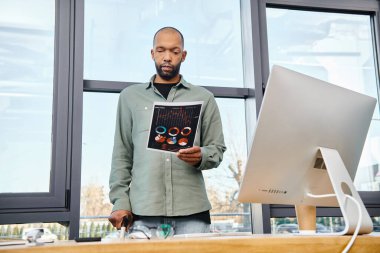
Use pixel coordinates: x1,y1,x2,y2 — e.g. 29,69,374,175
0,0,84,239
80,0,255,235
1,0,380,240
250,0,380,233
0,0,70,210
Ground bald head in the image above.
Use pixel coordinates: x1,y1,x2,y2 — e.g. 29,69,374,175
153,27,184,49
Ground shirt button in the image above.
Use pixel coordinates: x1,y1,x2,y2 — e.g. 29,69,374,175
166,158,170,162
144,107,148,110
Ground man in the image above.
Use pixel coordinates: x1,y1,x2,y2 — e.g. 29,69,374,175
108,27,226,235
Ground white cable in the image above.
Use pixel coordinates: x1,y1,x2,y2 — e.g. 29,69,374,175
306,193,336,199
306,193,362,253
341,195,362,253
120,226,126,239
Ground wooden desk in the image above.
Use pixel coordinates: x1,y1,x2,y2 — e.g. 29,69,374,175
1,234,380,253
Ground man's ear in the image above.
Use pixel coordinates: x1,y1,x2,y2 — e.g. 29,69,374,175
181,50,187,62
151,49,154,60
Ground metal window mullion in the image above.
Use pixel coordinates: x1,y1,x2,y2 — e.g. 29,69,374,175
83,80,252,99
371,8,380,118
264,0,378,12
67,0,85,240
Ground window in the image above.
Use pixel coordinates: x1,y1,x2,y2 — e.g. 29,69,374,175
80,0,251,235
261,2,380,234
204,98,251,232
2,0,380,240
84,0,244,87
81,94,252,234
0,0,81,239
0,0,70,213
0,223,68,240
266,8,380,191
0,0,55,193
271,216,380,234
80,92,116,222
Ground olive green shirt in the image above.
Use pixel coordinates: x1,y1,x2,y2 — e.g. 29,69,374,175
109,75,226,216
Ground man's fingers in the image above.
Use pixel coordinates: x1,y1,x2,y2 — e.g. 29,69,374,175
177,152,201,159
124,213,134,230
178,146,201,154
108,217,122,229
179,157,201,162
109,210,133,230
176,146,202,166
112,219,122,229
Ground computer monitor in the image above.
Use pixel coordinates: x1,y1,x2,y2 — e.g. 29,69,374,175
238,65,376,235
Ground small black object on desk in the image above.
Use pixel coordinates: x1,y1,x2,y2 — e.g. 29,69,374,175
74,237,101,242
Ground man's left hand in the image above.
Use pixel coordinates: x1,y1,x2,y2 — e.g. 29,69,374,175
176,146,202,166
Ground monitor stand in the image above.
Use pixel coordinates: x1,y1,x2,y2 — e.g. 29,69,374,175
299,147,373,235
295,204,316,234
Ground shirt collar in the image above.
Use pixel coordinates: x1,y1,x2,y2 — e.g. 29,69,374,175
146,75,190,89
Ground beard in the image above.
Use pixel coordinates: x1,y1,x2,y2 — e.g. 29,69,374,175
155,61,181,81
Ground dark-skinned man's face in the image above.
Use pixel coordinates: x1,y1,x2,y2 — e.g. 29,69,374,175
151,30,187,82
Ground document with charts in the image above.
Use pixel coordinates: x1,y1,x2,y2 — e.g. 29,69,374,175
147,101,203,153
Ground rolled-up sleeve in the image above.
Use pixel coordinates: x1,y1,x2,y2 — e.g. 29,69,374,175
109,91,134,212
198,95,226,170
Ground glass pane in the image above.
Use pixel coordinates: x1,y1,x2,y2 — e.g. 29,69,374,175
84,0,244,87
0,223,68,240
271,217,344,234
81,93,116,220
266,8,380,191
204,98,251,232
79,218,117,238
81,93,251,235
271,216,380,234
0,0,55,193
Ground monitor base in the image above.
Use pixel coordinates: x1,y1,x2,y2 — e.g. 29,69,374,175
309,147,373,235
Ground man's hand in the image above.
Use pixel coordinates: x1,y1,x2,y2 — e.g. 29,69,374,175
108,210,134,231
176,146,202,166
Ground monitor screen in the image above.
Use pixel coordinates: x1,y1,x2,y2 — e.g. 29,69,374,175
238,65,376,208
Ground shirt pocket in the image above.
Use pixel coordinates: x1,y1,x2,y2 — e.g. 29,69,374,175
134,105,153,133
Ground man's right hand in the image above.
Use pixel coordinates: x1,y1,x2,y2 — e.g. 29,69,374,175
108,210,134,231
